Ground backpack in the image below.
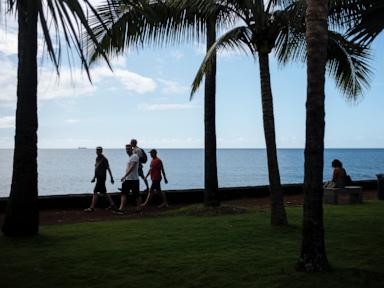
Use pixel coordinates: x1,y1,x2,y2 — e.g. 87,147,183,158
139,148,148,164
345,174,353,186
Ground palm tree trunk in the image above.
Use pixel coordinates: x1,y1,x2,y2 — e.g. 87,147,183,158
204,16,219,207
296,0,330,271
2,0,39,236
258,52,287,225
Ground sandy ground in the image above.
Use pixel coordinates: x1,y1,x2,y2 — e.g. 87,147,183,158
0,190,379,226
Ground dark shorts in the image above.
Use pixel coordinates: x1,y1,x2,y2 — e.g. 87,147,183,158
94,176,107,194
150,180,161,192
122,180,140,198
138,166,145,179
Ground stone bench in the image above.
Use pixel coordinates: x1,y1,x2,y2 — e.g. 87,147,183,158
323,186,363,204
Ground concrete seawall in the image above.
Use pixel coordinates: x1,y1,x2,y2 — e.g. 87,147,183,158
0,180,378,212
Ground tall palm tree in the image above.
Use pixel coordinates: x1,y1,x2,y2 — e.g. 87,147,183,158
296,0,330,271
204,14,220,206
87,0,236,207
1,0,107,237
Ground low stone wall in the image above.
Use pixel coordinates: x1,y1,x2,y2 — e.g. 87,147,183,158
0,180,377,212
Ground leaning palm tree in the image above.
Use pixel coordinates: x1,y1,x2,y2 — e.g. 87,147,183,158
87,0,236,207
1,0,108,236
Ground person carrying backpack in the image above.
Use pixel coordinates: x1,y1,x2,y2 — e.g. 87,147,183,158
130,139,149,191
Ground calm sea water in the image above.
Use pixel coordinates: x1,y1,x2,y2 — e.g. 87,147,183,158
0,149,383,197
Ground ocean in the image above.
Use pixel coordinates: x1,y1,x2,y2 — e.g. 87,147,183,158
0,149,383,197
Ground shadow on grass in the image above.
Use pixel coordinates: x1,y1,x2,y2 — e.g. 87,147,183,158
163,204,250,217
273,267,384,288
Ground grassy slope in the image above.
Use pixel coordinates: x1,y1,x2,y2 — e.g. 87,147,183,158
0,201,383,288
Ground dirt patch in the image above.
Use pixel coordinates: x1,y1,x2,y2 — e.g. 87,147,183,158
0,190,379,226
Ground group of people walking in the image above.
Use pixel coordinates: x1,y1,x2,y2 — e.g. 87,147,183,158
84,139,168,214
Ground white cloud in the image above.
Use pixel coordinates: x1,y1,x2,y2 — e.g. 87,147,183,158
65,118,80,124
38,69,95,101
109,56,127,67
170,50,184,60
114,69,157,94
91,65,157,94
0,56,17,105
0,19,49,58
0,56,159,106
0,27,18,56
158,79,189,95
0,56,95,105
0,116,15,128
138,103,195,111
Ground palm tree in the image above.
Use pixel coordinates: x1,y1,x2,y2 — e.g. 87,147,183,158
1,0,107,237
204,14,220,206
87,0,237,207
296,0,330,271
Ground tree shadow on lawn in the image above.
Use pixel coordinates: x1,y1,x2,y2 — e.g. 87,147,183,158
278,267,384,288
162,204,250,217
0,232,84,248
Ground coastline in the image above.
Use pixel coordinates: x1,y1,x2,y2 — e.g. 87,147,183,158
0,179,377,213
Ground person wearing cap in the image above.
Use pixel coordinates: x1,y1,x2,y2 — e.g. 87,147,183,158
84,146,116,212
142,149,168,208
130,139,149,192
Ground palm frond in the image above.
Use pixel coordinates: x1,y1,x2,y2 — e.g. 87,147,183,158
28,0,111,80
191,25,254,99
348,0,384,44
87,0,215,63
274,4,372,100
327,31,372,100
274,1,306,65
87,0,246,64
328,0,362,29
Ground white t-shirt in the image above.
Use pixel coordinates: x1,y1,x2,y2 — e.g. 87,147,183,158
125,154,139,180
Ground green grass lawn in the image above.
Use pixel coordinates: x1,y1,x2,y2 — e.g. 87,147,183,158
1,201,384,288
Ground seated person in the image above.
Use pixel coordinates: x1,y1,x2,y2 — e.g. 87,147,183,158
324,159,347,188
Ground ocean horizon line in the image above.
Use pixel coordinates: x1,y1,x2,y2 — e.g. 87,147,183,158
1,147,384,150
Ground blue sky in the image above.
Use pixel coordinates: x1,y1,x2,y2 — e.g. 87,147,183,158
0,11,383,149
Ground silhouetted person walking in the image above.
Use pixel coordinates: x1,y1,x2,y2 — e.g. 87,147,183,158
142,149,168,208
131,139,149,191
115,144,142,214
84,147,116,212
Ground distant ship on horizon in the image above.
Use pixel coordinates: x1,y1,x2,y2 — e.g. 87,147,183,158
78,147,87,149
